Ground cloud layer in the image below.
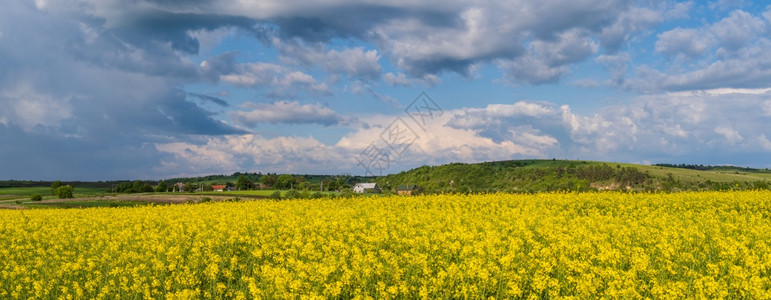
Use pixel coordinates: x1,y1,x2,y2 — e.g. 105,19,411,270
156,89,771,176
1,0,771,179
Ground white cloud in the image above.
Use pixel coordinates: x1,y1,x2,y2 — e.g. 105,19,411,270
275,39,382,80
758,134,771,151
710,10,765,51
498,29,598,84
220,62,330,98
714,126,743,144
598,2,691,51
498,57,569,85
532,29,599,66
626,39,771,91
627,9,771,92
229,101,352,127
384,72,411,87
336,111,538,167
509,126,559,149
156,134,347,175
655,28,714,58
446,90,771,159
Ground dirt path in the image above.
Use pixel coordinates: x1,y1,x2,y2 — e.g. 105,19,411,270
0,193,247,209
0,204,26,209
37,194,236,204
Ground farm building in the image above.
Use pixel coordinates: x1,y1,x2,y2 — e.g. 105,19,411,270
174,182,186,192
353,183,379,193
397,185,420,196
212,184,228,192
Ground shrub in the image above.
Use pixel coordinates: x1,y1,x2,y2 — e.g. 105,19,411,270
50,181,63,195
284,190,301,199
311,192,324,199
30,194,43,201
340,190,354,198
200,197,212,203
269,191,282,200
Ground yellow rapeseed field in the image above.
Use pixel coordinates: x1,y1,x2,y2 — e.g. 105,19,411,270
1,191,770,299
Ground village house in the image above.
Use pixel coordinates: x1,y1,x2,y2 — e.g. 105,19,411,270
396,185,420,196
353,183,379,193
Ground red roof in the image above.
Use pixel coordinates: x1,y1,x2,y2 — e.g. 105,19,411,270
212,185,227,190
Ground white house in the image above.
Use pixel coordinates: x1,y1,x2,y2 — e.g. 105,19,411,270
353,183,379,193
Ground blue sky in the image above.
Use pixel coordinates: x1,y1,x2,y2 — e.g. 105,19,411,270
2,0,771,180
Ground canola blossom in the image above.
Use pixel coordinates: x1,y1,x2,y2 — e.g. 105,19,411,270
1,191,770,299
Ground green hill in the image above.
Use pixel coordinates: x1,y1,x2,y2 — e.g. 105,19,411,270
376,159,771,193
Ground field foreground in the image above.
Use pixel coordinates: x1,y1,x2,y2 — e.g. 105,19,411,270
1,192,770,299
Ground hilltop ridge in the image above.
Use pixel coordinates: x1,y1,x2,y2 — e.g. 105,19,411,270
375,159,771,193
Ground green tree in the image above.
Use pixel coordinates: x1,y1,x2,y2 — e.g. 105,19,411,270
155,181,168,192
184,182,195,193
297,181,310,190
276,174,294,189
260,174,276,188
132,180,144,191
321,179,331,191
236,175,252,191
327,180,339,191
269,190,282,200
50,181,63,195
30,194,42,201
54,185,74,199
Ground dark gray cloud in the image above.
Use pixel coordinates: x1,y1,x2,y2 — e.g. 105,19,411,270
269,5,457,42
0,0,247,179
187,92,229,107
19,0,691,84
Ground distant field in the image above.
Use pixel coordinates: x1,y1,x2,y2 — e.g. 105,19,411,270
615,162,771,182
0,186,107,197
23,200,152,209
198,190,276,196
196,190,340,197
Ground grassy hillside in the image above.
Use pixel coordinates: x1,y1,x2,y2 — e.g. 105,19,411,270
376,159,771,193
